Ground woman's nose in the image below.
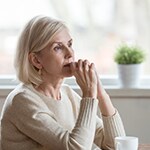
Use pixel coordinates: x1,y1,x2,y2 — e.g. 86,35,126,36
65,47,74,59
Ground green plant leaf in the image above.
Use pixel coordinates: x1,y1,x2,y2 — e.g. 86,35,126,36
114,44,146,64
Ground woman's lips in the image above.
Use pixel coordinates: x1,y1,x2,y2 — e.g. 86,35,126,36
64,63,71,67
64,62,77,67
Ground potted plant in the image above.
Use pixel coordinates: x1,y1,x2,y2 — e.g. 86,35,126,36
114,44,146,88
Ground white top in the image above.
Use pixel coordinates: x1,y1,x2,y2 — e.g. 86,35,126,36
1,83,125,150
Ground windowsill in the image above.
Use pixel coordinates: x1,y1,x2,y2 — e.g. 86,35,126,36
1,76,150,97
1,85,150,98
72,85,150,98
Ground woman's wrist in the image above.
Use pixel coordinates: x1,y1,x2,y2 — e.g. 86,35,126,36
82,89,97,99
97,90,108,100
98,93,116,116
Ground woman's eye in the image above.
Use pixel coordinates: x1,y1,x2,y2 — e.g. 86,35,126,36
54,46,62,51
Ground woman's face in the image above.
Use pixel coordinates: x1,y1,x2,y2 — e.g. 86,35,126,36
37,28,75,80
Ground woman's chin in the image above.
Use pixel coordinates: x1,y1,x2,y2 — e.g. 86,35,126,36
63,68,73,77
63,71,74,77
65,73,73,78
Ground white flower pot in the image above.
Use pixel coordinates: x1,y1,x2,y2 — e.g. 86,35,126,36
117,64,142,88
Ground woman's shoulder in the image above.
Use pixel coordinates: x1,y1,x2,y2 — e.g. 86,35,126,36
2,83,49,114
4,83,45,110
1,83,35,119
6,83,27,100
6,83,35,99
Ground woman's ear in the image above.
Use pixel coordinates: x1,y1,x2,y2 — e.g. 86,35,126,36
28,52,42,69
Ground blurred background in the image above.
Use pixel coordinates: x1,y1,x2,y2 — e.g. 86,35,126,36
0,0,150,76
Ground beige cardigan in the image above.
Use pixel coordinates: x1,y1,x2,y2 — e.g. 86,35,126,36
1,83,125,150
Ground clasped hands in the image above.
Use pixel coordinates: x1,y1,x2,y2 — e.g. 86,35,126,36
70,59,105,99
70,59,116,116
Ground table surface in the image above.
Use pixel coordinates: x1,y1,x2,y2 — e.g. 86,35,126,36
138,144,150,150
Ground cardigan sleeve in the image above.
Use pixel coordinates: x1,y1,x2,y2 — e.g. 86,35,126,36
9,93,99,150
94,111,126,150
61,85,126,150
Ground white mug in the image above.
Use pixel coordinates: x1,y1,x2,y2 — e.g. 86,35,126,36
115,136,138,150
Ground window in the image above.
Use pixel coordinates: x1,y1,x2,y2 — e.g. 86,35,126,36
0,0,150,80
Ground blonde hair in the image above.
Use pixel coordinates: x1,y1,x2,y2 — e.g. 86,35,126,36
14,15,67,86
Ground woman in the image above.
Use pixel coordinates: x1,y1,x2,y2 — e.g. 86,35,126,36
1,16,125,150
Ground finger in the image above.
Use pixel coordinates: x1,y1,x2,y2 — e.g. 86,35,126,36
93,66,103,87
70,62,77,75
93,65,99,83
85,59,90,66
76,59,85,79
83,60,90,87
89,63,97,84
78,59,83,72
72,60,85,84
83,60,89,72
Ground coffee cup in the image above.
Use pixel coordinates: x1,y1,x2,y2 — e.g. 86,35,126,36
115,136,138,150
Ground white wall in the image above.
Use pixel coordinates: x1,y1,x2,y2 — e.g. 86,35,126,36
112,97,150,144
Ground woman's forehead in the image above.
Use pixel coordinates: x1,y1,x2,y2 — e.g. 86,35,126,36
50,29,72,43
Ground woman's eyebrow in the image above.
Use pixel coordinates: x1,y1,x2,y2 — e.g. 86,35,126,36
51,42,62,45
49,42,62,48
51,39,73,45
